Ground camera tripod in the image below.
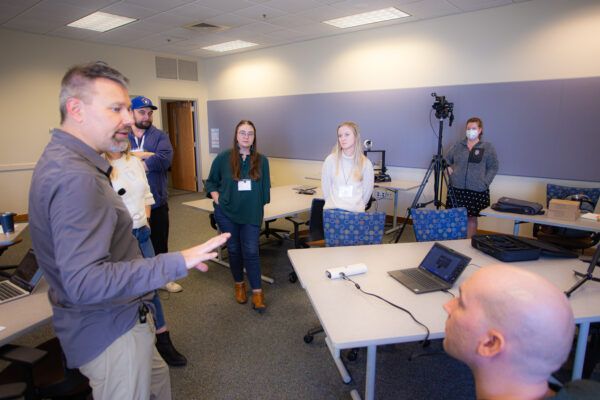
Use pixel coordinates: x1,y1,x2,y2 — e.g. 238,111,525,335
393,116,456,243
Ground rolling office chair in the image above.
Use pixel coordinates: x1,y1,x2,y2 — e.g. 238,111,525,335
411,207,468,242
533,184,600,251
0,338,91,400
303,208,386,361
285,198,326,283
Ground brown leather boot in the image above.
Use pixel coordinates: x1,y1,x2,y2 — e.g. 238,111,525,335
251,290,266,313
234,282,247,304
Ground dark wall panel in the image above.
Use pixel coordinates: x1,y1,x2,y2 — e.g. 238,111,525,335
207,77,600,182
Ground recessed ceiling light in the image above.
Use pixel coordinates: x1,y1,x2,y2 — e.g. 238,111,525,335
202,40,258,53
323,7,410,29
67,12,137,32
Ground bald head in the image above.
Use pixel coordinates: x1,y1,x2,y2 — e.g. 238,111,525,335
444,264,574,381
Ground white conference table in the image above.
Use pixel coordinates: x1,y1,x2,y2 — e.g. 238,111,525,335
0,280,52,346
0,223,28,248
374,180,420,234
183,185,323,283
288,239,600,400
480,207,600,235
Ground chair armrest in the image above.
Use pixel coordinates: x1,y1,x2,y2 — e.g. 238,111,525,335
285,217,308,227
0,345,48,366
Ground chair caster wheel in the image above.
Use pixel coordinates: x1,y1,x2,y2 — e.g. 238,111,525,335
304,334,314,344
346,349,359,362
289,272,298,283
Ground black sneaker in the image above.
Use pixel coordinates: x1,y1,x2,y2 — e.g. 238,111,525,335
155,331,187,367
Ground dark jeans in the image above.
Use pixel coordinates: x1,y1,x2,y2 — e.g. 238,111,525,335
132,225,166,330
150,203,169,254
213,205,262,290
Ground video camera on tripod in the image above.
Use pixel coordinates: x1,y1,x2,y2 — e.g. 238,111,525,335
431,92,454,126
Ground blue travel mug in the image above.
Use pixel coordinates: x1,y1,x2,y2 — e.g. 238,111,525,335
1,212,16,233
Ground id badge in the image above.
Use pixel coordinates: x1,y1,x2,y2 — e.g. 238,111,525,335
238,179,251,191
338,185,353,198
468,148,484,163
131,148,143,153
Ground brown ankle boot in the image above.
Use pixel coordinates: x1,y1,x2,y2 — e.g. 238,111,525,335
251,290,266,313
234,282,247,304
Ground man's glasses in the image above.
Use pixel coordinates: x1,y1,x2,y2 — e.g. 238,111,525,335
238,131,255,137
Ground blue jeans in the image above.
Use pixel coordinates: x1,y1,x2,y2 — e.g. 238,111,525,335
132,225,166,330
213,205,262,290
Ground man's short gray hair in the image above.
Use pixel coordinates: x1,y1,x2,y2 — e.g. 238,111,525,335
59,61,129,123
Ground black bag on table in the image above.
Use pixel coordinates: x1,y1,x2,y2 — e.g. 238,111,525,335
491,197,544,215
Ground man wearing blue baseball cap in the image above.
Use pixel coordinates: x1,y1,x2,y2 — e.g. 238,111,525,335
129,95,187,367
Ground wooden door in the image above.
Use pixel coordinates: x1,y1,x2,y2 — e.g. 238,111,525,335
167,101,197,191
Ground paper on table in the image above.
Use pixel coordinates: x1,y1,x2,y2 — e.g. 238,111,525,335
0,326,5,332
581,213,599,221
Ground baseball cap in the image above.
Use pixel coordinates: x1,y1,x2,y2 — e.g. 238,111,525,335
131,96,158,110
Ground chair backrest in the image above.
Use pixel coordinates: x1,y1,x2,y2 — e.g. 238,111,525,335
411,207,468,242
308,198,326,242
323,209,386,247
546,184,600,208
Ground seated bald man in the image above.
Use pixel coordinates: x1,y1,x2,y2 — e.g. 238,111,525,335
443,264,600,399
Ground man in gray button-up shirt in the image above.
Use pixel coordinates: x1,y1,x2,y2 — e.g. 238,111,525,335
29,62,228,400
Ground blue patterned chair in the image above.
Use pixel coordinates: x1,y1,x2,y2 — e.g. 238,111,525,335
534,184,600,250
411,207,468,242
323,209,386,247
304,208,385,353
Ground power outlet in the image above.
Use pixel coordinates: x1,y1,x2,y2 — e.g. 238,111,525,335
373,189,393,201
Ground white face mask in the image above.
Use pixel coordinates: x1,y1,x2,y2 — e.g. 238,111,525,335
466,129,479,140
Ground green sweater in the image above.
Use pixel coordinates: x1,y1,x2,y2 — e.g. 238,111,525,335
205,149,270,226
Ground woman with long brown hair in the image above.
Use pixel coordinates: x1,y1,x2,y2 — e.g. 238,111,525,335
205,120,271,312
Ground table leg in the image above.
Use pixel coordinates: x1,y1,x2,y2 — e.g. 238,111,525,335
325,337,352,384
572,322,590,380
365,345,377,400
385,189,400,235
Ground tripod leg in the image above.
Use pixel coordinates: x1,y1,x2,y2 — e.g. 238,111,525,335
393,159,436,243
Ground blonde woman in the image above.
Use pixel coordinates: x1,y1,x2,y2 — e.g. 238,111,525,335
105,143,188,367
321,122,375,212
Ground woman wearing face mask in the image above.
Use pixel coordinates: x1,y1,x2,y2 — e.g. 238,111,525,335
205,120,270,313
446,117,499,237
321,121,375,212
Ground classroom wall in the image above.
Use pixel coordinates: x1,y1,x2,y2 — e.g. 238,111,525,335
201,0,600,235
0,28,208,214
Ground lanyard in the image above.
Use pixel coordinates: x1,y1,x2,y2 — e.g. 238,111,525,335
134,134,145,150
340,157,351,185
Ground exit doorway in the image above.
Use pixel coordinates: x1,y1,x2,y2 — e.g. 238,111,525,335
159,99,202,192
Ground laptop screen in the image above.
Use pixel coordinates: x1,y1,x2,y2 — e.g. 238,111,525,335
12,250,43,290
420,243,471,283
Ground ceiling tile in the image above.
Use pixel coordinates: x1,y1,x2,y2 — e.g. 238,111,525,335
164,3,222,21
233,4,287,20
264,27,307,40
122,0,196,13
142,13,191,27
263,0,323,13
56,0,117,8
399,0,462,19
19,1,97,24
100,3,160,19
90,26,151,44
3,17,63,34
269,14,317,29
1,0,41,8
193,0,255,13
447,0,512,12
330,0,405,14
204,13,255,28
0,4,26,24
295,5,350,22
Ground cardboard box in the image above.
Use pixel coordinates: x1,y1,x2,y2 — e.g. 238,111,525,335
548,199,580,220
549,199,580,212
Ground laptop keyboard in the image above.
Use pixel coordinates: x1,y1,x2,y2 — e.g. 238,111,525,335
402,269,441,289
0,281,25,301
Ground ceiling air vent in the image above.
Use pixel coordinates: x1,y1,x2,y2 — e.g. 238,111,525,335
185,22,228,33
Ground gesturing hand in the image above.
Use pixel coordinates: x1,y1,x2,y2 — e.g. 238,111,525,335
181,233,230,271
